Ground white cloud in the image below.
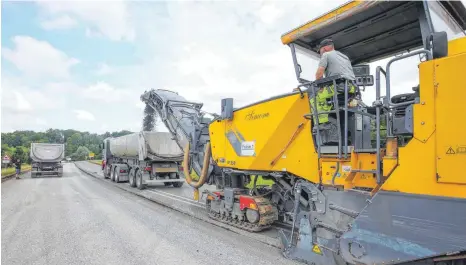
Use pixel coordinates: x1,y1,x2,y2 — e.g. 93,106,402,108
1,113,50,132
136,0,422,115
99,123,109,133
37,1,134,41
13,91,33,112
95,63,113,76
1,77,67,114
35,118,48,126
258,4,283,24
135,101,145,110
40,15,78,30
81,82,131,103
73,110,95,121
2,36,79,79
85,27,102,38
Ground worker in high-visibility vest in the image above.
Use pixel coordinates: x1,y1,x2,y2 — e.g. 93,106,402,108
311,39,359,124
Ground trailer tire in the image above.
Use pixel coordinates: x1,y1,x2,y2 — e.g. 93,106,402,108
111,166,116,182
129,168,136,187
136,169,146,190
173,181,184,188
115,166,120,183
104,165,111,179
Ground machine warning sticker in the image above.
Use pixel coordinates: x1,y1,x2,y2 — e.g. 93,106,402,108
342,165,352,172
241,141,255,156
312,245,323,255
446,147,455,155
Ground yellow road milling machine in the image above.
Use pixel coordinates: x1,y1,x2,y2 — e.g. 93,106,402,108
141,1,466,264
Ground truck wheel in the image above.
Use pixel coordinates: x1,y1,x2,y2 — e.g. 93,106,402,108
164,182,172,187
172,181,184,188
136,170,146,190
115,166,120,183
104,165,110,179
129,168,136,188
111,166,116,182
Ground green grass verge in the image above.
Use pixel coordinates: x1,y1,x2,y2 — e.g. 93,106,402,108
88,160,102,165
1,164,32,178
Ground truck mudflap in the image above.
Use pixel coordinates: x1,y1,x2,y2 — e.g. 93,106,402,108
338,191,466,265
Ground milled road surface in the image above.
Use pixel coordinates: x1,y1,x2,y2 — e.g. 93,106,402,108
2,163,297,265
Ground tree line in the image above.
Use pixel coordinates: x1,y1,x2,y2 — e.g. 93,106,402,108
1,129,134,163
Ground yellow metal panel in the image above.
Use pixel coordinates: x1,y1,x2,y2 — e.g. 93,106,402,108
281,1,371,45
381,57,466,199
434,53,466,184
320,153,377,189
448,36,466,57
209,119,225,164
209,93,320,184
412,61,435,143
382,157,397,177
210,92,379,190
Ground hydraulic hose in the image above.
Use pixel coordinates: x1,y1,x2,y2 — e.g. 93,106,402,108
183,142,211,189
331,161,340,186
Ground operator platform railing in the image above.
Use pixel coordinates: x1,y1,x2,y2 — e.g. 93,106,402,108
297,49,433,186
299,76,379,186
300,76,376,159
374,49,432,184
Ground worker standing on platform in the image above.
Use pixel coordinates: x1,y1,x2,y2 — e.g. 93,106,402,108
311,39,359,124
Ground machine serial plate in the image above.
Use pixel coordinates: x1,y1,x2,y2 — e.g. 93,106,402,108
241,141,255,156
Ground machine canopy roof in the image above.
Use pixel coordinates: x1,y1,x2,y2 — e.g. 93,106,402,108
281,1,466,64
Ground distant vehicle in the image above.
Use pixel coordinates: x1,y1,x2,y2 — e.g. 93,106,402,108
101,132,184,189
30,143,65,178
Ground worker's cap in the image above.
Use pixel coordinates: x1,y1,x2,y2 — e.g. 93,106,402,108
318,39,334,49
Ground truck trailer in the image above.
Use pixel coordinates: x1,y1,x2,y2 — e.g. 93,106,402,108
30,143,65,178
101,131,185,189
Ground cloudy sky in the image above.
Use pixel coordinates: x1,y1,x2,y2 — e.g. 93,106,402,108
2,1,465,133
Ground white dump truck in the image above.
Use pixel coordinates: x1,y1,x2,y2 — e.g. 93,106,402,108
30,143,65,178
101,132,185,189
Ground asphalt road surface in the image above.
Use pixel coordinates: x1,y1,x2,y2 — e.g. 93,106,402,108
2,163,297,265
